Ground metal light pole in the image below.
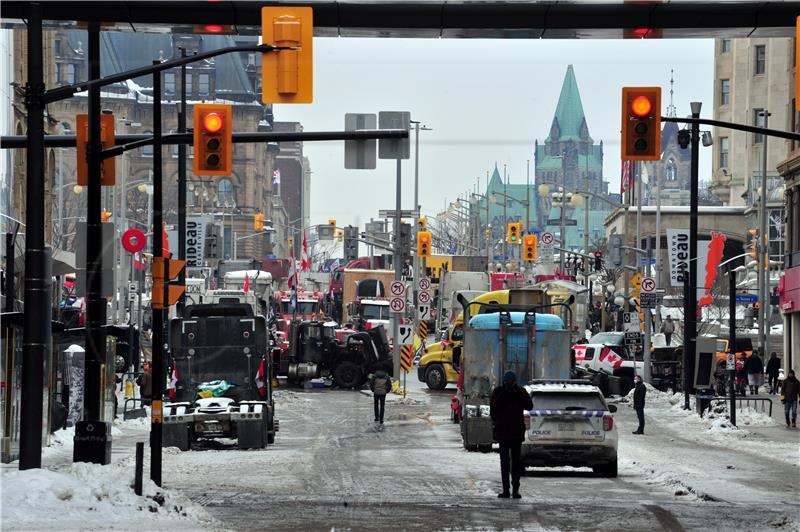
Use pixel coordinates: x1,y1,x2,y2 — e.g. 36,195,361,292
684,101,702,410
560,153,567,274
392,157,402,379
758,110,770,358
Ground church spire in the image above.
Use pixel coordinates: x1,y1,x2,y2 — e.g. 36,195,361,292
667,69,677,118
547,64,592,143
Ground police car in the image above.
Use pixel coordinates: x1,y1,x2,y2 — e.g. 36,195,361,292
521,380,618,477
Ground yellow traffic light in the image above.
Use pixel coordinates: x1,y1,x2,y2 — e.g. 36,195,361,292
76,113,116,186
101,210,113,223
747,228,758,260
254,213,265,231
261,6,313,104
193,104,232,176
328,219,337,228
621,87,661,161
417,231,432,257
507,222,522,244
417,217,427,230
335,228,344,242
523,234,537,261
152,257,186,309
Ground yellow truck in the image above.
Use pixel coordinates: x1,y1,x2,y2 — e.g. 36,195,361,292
417,290,510,390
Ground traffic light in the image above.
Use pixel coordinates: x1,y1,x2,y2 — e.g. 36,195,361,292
76,113,116,186
151,257,186,309
609,234,623,267
193,104,232,176
344,226,359,262
335,229,344,243
506,222,522,244
417,217,427,230
594,251,603,271
621,87,661,160
417,231,432,257
328,219,337,228
747,228,758,261
254,213,265,231
523,234,537,262
101,210,113,223
261,6,313,104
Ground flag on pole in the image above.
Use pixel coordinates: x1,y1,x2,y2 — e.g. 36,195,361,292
301,231,310,272
167,362,178,400
288,246,297,289
256,358,267,398
621,160,633,194
243,274,250,293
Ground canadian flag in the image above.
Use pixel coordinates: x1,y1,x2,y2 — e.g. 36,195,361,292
287,246,298,289
621,159,633,194
133,252,146,271
243,274,250,294
167,362,178,400
301,231,310,272
256,358,267,398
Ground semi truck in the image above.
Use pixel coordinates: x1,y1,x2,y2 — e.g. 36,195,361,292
435,270,489,331
341,269,396,324
454,291,575,451
163,303,278,450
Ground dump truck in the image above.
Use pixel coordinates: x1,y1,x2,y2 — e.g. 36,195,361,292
163,303,277,450
455,291,574,452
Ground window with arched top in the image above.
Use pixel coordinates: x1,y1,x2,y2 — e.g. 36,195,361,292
217,177,234,205
666,160,677,181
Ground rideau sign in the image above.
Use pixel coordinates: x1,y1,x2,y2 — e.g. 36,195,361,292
667,229,711,289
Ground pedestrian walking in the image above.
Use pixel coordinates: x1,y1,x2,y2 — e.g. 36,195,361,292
632,375,646,435
766,352,781,395
660,316,675,346
137,362,152,406
490,370,533,499
370,369,391,424
744,350,764,395
779,370,799,428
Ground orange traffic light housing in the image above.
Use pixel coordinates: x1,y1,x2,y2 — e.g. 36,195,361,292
76,113,116,186
417,217,427,230
254,213,265,231
507,222,522,244
151,257,186,309
261,6,313,104
417,231,432,257
193,104,232,176
621,87,661,161
523,234,537,262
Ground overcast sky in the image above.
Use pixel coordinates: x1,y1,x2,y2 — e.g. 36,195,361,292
273,37,715,229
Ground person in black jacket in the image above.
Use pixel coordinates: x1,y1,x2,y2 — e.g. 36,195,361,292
490,370,533,499
766,352,781,395
632,375,646,435
744,351,764,395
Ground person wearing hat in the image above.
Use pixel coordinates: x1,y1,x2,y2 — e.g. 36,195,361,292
490,369,533,499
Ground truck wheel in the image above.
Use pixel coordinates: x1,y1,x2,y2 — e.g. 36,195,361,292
425,364,447,391
594,459,618,478
334,362,363,389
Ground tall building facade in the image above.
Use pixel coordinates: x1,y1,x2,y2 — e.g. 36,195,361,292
534,65,608,230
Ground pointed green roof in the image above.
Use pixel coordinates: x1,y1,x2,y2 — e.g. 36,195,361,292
488,163,503,189
548,65,592,143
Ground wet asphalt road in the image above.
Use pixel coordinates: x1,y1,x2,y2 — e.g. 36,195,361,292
164,380,799,531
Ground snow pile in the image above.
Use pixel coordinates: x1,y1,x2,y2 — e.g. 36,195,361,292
274,389,311,406
1,458,217,530
623,382,685,409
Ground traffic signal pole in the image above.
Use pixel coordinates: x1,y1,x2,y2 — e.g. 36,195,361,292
393,158,402,380
177,47,187,311
684,102,701,410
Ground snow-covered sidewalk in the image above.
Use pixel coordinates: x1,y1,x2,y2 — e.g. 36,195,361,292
0,417,223,531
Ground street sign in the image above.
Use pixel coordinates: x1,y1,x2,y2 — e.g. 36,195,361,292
623,312,640,333
630,272,642,289
546,219,577,226
640,276,656,293
344,113,377,169
400,344,414,371
418,277,431,291
624,332,642,345
390,281,406,296
378,209,419,219
735,294,759,303
639,292,662,309
128,292,137,302
398,324,414,346
640,257,656,264
540,232,554,246
378,111,411,160
390,297,405,313
128,281,139,294
418,291,431,304
418,304,430,320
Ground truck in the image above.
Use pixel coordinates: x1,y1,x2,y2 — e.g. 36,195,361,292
455,291,575,452
283,319,393,388
163,303,278,450
341,269,396,323
435,271,488,331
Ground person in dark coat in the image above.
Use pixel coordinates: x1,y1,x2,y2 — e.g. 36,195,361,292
780,370,799,428
744,351,764,395
369,369,391,424
490,370,533,499
632,375,646,435
766,352,781,395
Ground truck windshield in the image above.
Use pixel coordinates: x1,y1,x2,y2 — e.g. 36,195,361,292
361,305,388,320
588,332,623,346
530,392,606,411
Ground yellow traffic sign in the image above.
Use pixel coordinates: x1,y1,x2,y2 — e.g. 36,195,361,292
630,272,642,298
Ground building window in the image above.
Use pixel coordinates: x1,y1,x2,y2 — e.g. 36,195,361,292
721,39,731,53
754,45,766,75
719,137,729,168
218,177,234,205
56,63,64,84
666,160,677,181
184,73,192,96
66,64,76,85
142,130,153,157
164,72,175,95
753,109,766,144
55,39,62,57
198,73,210,95
720,79,730,106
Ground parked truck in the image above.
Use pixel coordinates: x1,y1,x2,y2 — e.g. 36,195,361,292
455,291,574,452
163,303,277,450
435,271,489,331
341,269,396,323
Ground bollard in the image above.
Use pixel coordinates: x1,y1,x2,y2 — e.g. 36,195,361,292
134,441,144,495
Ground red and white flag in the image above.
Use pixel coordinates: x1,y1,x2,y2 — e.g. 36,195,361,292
133,252,146,271
243,274,250,294
301,231,310,272
256,358,267,398
167,362,178,400
621,160,633,194
287,246,297,289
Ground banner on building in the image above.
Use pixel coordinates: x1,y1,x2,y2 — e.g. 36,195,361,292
166,215,213,269
667,229,711,289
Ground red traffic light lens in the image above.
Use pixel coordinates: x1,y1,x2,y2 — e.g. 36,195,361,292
631,95,653,117
203,112,224,134
205,25,224,33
